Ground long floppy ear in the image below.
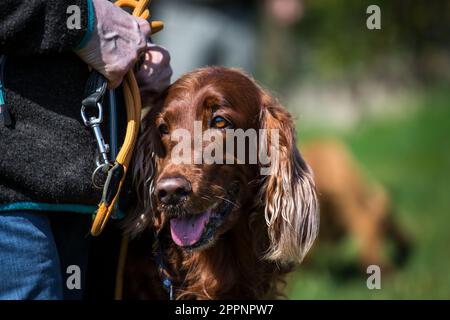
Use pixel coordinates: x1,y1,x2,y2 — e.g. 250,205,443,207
124,103,165,236
259,91,319,265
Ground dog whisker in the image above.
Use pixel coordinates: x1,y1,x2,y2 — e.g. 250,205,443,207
214,195,239,209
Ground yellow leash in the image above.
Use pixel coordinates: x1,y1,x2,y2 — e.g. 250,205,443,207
83,0,163,300
90,0,163,236
114,234,130,300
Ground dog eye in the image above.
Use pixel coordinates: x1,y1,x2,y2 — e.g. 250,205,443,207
158,123,169,135
211,116,232,129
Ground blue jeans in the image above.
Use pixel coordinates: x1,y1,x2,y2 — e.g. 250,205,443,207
0,211,91,300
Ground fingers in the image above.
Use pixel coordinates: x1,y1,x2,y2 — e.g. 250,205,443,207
75,0,166,90
106,51,138,89
107,44,170,90
106,18,151,89
135,17,151,56
136,45,172,80
136,17,152,39
135,45,173,102
76,0,155,89
142,45,172,69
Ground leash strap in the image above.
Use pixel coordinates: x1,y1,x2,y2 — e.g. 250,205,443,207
152,232,174,300
85,0,163,236
108,88,121,219
114,231,174,300
82,71,108,109
90,71,141,236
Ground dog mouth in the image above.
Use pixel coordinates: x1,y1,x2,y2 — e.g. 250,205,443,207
168,185,239,250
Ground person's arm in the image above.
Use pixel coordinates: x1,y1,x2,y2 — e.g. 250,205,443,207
1,0,155,89
0,0,92,55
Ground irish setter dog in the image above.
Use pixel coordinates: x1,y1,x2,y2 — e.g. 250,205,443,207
121,67,319,299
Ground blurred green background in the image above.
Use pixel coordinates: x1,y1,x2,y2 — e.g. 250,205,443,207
277,0,450,300
154,0,450,299
272,1,450,299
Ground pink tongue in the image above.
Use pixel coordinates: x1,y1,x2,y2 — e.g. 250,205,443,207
170,210,211,247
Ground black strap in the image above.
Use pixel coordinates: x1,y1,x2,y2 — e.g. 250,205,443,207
82,70,108,108
101,162,125,206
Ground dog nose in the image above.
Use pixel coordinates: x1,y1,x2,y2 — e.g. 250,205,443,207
156,177,191,205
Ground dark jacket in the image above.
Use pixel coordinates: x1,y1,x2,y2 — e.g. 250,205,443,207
0,0,107,209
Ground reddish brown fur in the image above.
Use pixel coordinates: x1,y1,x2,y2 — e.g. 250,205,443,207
123,67,318,300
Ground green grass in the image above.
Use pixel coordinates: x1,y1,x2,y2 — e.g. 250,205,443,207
287,86,450,299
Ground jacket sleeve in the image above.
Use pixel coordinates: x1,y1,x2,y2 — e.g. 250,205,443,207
0,0,93,56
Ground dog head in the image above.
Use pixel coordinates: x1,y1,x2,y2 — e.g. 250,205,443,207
132,67,319,264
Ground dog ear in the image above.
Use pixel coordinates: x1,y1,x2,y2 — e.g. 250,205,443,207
125,103,165,236
258,92,319,265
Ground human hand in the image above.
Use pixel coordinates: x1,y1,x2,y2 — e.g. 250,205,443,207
135,44,172,105
75,0,151,89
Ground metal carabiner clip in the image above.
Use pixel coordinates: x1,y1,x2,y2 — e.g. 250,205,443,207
81,102,110,167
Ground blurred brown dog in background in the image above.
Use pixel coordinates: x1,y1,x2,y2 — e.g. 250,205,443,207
302,139,411,271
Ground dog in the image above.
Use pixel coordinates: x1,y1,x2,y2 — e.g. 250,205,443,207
120,67,320,299
302,140,411,271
